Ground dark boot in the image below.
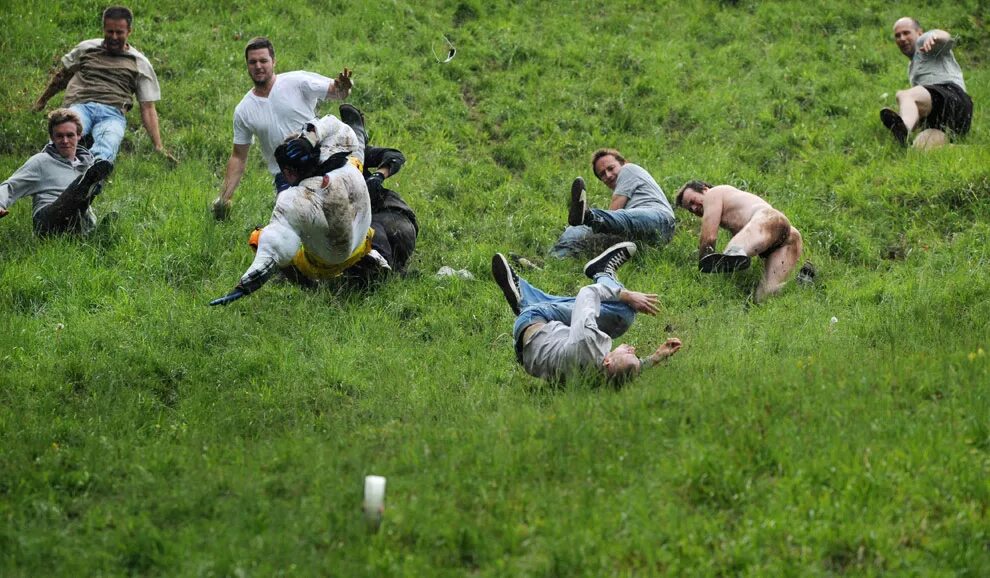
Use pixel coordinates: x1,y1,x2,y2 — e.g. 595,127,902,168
339,103,368,149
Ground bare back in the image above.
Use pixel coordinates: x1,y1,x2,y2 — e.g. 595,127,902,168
706,185,773,235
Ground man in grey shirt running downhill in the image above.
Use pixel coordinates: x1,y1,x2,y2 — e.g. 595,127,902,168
880,17,973,149
493,242,682,384
551,148,675,258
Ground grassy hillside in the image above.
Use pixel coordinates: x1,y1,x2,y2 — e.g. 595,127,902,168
2,0,988,575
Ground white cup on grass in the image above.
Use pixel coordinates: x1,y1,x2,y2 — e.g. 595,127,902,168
363,475,386,531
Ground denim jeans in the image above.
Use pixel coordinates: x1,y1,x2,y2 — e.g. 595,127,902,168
550,208,675,258
69,103,126,162
512,274,635,352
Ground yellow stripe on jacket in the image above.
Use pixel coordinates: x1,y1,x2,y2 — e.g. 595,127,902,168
291,227,375,280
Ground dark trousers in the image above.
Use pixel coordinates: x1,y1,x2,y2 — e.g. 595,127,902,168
344,209,418,286
32,179,99,236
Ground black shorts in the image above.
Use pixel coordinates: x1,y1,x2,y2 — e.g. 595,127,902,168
922,83,973,137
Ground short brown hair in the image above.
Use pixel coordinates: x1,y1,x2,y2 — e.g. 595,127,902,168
675,180,711,207
102,6,133,28
245,36,275,60
47,108,83,138
591,148,626,175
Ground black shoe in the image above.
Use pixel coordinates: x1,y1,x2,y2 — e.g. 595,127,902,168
64,159,113,201
699,252,751,273
797,261,817,286
880,108,908,147
491,253,522,315
584,241,637,279
339,103,368,148
568,177,587,226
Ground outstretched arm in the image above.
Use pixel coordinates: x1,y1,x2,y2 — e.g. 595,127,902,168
920,29,951,53
212,143,251,219
699,190,724,256
641,338,682,368
618,289,659,315
139,102,178,163
33,67,73,111
326,68,352,100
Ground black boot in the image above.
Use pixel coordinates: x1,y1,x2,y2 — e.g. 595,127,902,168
339,103,368,149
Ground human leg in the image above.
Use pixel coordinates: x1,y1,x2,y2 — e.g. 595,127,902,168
920,83,973,139
549,224,594,258
71,103,126,161
893,86,933,132
725,208,792,258
587,208,674,244
754,226,802,303
583,242,637,337
33,159,113,235
339,104,367,164
375,210,417,272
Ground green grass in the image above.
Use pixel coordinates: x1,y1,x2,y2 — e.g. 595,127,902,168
2,0,989,575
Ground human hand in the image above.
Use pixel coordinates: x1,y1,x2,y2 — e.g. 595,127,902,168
335,68,353,93
0,207,8,218
366,171,386,204
157,147,179,165
620,290,659,315
211,196,231,221
919,33,942,53
653,338,682,360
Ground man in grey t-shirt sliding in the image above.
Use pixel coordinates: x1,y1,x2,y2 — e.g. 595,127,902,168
551,148,675,258
493,242,682,384
880,17,973,149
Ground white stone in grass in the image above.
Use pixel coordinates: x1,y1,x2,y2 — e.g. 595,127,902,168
364,475,386,532
436,266,474,280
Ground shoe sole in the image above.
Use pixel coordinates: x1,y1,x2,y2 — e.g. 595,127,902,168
699,252,751,273
880,108,908,146
491,253,521,315
568,177,586,227
583,241,637,279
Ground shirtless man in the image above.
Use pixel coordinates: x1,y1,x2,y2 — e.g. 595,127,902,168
675,181,802,302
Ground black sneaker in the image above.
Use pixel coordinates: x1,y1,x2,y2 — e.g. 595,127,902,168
796,261,817,286
699,252,751,273
491,253,522,315
63,159,113,201
568,176,587,226
584,241,637,280
880,108,908,147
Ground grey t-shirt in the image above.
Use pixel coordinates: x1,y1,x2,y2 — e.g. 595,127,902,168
613,163,674,218
520,283,620,381
909,31,966,91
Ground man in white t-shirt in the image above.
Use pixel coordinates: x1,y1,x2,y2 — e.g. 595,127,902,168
212,36,352,220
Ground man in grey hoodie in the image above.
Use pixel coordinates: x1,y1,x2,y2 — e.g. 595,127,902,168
0,108,113,236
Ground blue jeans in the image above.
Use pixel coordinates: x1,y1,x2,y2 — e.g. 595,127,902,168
512,274,636,353
69,103,127,162
550,208,675,258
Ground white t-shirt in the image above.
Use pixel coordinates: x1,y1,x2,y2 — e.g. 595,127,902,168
232,71,332,174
